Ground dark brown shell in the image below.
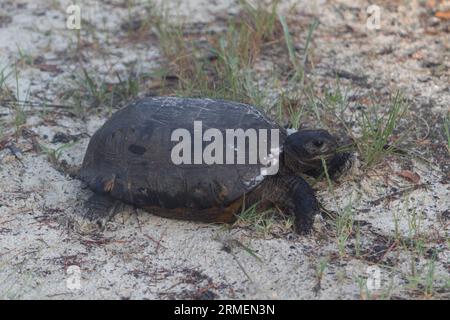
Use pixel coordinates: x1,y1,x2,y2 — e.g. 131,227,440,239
79,97,286,219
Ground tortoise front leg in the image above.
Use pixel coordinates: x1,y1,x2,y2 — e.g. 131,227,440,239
73,193,120,232
83,193,120,225
263,175,320,234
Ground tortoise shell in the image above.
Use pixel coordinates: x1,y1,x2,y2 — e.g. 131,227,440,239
79,97,287,222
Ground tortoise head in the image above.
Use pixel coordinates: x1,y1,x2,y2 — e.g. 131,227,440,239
283,129,338,172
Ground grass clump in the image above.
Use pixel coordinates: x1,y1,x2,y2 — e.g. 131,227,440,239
154,0,284,108
1,65,27,137
61,66,142,114
279,14,318,84
444,112,450,154
317,87,409,168
233,202,293,236
355,92,408,167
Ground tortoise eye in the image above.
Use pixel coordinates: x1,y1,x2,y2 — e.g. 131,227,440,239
313,140,324,148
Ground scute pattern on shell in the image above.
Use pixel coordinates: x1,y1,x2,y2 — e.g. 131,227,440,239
79,97,286,216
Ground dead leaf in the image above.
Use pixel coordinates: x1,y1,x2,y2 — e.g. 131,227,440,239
35,64,62,73
435,11,450,20
412,51,424,60
417,139,431,146
426,0,436,9
397,170,421,184
0,138,10,151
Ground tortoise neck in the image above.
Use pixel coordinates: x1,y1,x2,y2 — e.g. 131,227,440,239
281,150,321,176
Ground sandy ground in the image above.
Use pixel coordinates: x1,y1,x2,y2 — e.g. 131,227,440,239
0,0,449,299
